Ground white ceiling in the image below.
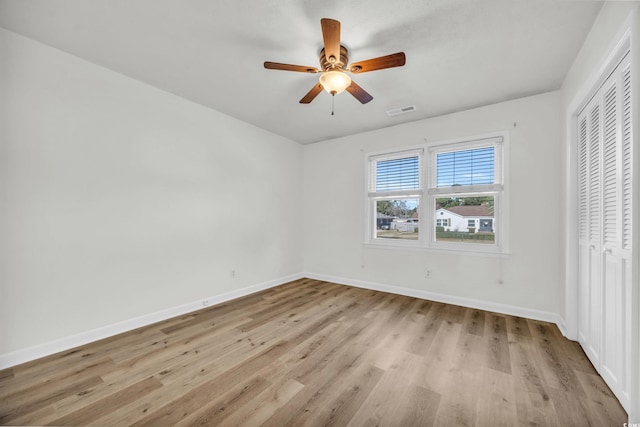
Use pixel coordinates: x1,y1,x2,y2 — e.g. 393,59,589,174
0,0,603,144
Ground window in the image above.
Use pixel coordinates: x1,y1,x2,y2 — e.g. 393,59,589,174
368,150,422,243
366,133,508,254
436,218,450,227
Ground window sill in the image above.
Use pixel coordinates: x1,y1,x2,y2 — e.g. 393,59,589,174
363,242,511,258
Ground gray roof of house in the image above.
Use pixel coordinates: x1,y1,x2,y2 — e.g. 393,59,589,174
445,205,493,218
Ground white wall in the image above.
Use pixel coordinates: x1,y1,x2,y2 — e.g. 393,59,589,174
303,91,563,317
0,28,303,356
562,2,639,108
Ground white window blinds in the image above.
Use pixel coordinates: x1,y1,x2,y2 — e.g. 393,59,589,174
375,156,420,192
436,146,494,187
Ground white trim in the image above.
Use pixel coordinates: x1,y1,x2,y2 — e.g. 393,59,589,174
304,272,564,329
632,13,640,425
366,144,426,160
368,190,423,199
0,273,303,370
630,8,639,424
367,147,424,162
363,242,512,258
573,36,632,118
427,135,504,154
424,131,506,151
428,184,503,196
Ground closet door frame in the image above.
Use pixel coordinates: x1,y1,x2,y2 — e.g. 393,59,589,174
565,14,638,420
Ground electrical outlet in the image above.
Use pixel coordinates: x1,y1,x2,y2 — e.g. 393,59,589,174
425,269,431,278
230,270,236,278
202,299,209,307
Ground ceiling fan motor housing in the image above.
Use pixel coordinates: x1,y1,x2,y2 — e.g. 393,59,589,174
319,45,349,71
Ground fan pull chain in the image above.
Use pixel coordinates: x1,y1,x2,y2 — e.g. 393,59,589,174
331,93,335,116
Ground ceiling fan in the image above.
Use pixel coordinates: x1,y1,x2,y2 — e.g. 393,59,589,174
264,18,406,107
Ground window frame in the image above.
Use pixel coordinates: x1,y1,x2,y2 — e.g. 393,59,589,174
366,148,424,248
365,132,509,255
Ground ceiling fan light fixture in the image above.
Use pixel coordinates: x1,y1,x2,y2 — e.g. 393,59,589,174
319,70,351,95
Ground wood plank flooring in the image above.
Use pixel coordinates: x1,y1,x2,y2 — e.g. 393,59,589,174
0,278,628,426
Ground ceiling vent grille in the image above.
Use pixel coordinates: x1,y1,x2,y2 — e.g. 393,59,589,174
386,105,416,116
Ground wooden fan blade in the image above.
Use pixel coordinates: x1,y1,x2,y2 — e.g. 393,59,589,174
321,18,341,64
346,81,373,104
264,62,319,73
300,83,324,104
349,52,406,73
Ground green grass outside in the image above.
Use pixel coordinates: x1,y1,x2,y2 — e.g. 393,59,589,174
376,230,495,244
376,230,419,240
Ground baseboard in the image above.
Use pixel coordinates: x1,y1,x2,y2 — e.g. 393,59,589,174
304,272,565,329
0,273,303,370
555,318,568,338
0,271,567,370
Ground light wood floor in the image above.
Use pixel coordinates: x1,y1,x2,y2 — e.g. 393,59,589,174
0,278,627,426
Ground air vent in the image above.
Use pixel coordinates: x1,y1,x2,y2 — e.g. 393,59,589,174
386,105,416,116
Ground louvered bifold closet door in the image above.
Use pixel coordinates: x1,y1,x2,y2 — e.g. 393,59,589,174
577,52,632,411
577,113,591,349
600,76,623,394
577,93,602,364
621,64,633,252
618,63,634,410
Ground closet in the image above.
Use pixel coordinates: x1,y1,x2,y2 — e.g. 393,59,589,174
577,51,632,410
